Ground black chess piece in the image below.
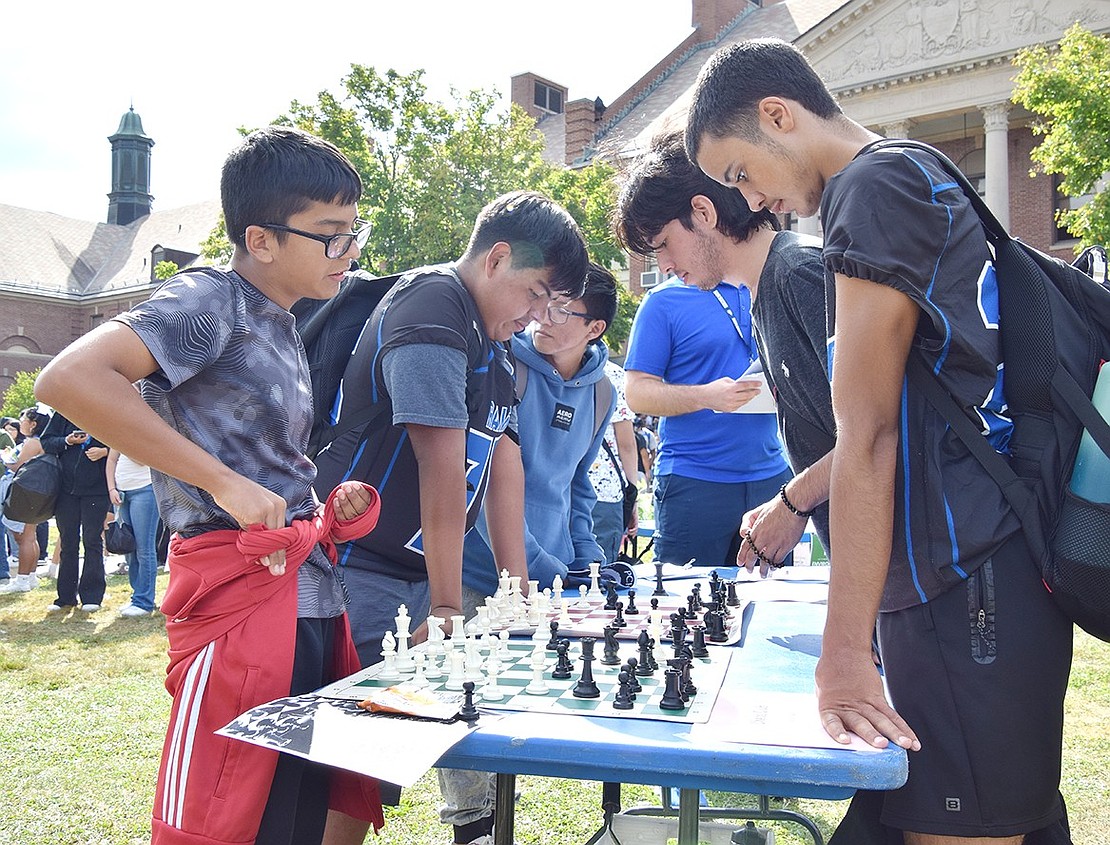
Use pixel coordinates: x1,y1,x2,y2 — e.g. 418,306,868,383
726,581,741,607
572,637,601,698
669,656,696,699
601,625,622,665
612,671,635,710
604,582,619,610
658,668,686,710
625,589,639,615
650,597,660,611
705,609,729,643
458,681,480,724
691,625,710,658
636,631,655,676
546,619,561,652
691,583,703,610
653,562,667,597
612,600,626,628
623,658,643,695
685,593,698,619
552,640,573,679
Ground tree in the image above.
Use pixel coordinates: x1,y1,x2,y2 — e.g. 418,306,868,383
154,261,179,281
604,282,639,355
3,369,41,417
1012,24,1110,247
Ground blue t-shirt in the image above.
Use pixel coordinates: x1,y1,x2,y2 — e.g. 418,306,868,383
623,279,787,483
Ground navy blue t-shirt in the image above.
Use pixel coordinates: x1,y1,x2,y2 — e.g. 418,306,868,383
822,144,1019,611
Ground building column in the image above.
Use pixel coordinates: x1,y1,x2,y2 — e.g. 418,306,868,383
882,119,912,139
981,102,1011,229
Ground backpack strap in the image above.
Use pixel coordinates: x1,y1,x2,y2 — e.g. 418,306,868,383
512,360,613,441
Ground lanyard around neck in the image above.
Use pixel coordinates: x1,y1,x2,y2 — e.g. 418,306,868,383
711,285,752,351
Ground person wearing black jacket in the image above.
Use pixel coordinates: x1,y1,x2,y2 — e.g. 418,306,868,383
40,410,111,612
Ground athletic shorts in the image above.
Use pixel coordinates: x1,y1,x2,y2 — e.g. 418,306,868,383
876,532,1073,837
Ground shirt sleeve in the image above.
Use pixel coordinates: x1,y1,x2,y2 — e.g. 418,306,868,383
622,290,673,377
381,343,468,428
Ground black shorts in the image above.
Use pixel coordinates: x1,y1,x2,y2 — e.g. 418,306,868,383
876,533,1073,838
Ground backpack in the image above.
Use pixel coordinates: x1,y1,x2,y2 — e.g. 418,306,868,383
2,454,62,524
867,139,1110,640
291,270,402,458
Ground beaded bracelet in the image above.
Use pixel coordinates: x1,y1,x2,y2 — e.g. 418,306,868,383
779,483,816,518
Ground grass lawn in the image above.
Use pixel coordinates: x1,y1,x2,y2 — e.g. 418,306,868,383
1,567,1108,845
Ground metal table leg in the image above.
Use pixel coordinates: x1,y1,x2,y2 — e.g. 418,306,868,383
677,788,701,844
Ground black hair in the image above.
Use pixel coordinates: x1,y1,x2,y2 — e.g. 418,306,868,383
221,126,363,249
579,263,618,344
685,38,842,162
19,407,49,436
463,191,588,298
615,130,778,257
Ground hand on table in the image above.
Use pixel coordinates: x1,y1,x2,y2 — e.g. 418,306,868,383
815,645,920,751
737,497,807,575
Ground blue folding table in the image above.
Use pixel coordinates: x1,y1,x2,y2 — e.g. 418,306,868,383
435,577,907,844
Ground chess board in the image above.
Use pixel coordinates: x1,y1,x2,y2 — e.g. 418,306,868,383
494,591,748,647
316,639,732,724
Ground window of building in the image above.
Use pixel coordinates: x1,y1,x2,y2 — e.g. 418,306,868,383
956,147,987,198
534,81,564,115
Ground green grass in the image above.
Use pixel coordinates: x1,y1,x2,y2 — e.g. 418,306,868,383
2,570,1108,845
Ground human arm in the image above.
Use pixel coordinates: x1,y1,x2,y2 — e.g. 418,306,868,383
35,322,290,573
7,437,43,472
405,422,467,637
106,448,123,507
613,419,639,534
482,435,530,592
815,274,920,751
624,370,762,416
738,451,832,574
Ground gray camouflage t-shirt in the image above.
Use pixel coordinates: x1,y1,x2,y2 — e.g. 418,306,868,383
113,268,345,618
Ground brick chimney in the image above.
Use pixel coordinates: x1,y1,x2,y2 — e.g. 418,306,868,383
692,0,759,37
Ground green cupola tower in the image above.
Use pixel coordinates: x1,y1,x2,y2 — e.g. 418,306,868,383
107,106,154,225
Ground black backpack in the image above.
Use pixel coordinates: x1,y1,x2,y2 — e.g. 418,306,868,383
3,454,62,524
291,270,402,458
866,139,1110,640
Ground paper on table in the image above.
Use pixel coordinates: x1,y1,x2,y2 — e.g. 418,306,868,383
217,695,476,787
690,690,881,752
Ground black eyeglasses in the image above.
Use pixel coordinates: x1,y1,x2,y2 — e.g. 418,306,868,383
546,304,595,325
256,220,371,259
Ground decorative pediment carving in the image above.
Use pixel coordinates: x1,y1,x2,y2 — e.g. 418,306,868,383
808,0,1110,90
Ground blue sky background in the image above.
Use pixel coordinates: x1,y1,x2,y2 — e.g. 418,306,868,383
1,1,691,221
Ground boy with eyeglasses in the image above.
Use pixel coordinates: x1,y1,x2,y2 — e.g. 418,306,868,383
36,125,384,845
313,190,588,845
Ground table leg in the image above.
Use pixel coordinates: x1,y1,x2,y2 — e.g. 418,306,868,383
493,773,516,845
676,788,701,845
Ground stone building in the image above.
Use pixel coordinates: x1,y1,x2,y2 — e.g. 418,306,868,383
0,108,218,393
513,0,1110,292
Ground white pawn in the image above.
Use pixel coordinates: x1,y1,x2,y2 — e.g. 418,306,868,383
444,650,466,690
574,584,591,609
378,631,402,681
424,649,443,680
482,655,505,701
559,595,573,627
497,629,513,660
524,647,549,695
409,651,430,689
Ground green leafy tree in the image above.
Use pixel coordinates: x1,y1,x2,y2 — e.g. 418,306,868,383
1012,24,1110,247
2,369,41,417
154,261,179,281
200,214,232,264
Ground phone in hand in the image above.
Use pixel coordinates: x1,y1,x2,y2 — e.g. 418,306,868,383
71,431,87,439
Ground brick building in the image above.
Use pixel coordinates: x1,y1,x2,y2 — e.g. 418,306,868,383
512,0,1110,293
0,108,218,394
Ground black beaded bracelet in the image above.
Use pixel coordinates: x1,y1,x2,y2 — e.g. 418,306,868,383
779,483,815,518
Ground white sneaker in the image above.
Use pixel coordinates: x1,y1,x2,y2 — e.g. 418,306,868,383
46,602,70,613
0,574,31,593
119,604,152,618
80,603,102,613
26,572,38,590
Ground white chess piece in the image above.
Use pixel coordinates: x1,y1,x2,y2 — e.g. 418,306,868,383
482,655,505,701
497,629,513,659
574,583,591,609
552,574,564,600
524,647,549,695
424,649,443,680
409,651,429,689
395,604,415,672
559,595,573,627
426,615,446,655
448,614,466,649
444,651,466,690
498,568,512,598
378,631,401,681
587,561,603,599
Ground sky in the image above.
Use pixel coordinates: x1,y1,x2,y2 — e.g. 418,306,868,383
1,1,693,222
